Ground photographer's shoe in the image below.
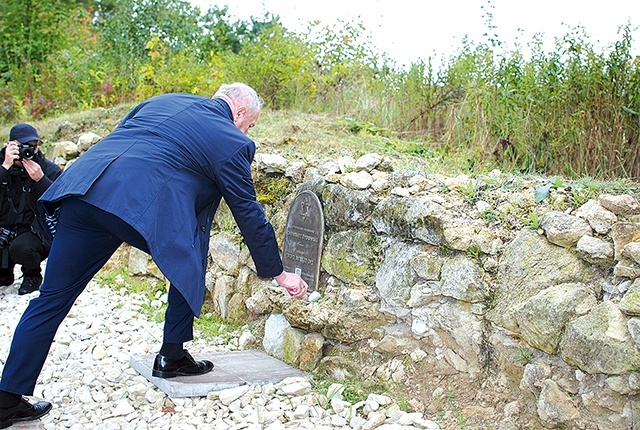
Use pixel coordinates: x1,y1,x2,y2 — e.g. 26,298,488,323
0,397,52,428
152,349,214,378
18,274,42,295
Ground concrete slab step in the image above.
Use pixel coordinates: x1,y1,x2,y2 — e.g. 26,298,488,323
11,422,46,429
130,350,309,398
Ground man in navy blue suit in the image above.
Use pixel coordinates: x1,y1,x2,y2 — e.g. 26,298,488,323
0,83,308,427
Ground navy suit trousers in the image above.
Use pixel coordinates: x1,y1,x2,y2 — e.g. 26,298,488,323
0,197,195,395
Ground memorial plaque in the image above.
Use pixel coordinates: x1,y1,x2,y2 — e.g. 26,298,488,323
282,190,324,292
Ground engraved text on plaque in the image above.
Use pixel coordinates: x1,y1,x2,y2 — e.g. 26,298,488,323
282,190,324,292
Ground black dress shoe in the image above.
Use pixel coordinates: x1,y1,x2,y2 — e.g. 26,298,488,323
18,274,42,295
0,397,52,429
152,349,214,378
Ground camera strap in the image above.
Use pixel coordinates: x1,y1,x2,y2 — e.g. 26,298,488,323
3,176,32,224
8,196,27,213
1,247,9,269
0,177,11,269
7,192,28,215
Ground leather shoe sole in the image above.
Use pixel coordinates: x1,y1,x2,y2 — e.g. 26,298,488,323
17,286,39,295
0,397,52,429
152,349,214,379
18,274,42,295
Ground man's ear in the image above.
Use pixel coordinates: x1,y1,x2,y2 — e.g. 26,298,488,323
236,106,247,118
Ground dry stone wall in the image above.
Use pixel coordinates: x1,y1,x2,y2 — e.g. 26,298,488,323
53,134,640,429
222,153,640,430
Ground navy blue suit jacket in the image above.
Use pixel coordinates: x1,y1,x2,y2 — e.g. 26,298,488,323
41,93,283,315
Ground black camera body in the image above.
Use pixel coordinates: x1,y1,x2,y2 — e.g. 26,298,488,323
19,144,35,160
0,227,17,250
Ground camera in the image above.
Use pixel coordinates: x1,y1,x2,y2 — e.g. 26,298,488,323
0,227,16,250
19,144,35,160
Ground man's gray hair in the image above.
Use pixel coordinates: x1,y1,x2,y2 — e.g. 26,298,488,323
214,83,264,113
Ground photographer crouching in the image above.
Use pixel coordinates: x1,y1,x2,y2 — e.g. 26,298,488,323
0,124,61,295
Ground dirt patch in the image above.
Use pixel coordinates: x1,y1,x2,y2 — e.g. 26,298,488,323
400,367,542,429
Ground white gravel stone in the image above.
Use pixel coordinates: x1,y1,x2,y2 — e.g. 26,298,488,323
0,275,438,429
278,379,311,396
218,385,250,406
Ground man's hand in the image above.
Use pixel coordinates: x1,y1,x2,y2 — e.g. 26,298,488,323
22,159,44,182
274,271,308,298
2,140,20,170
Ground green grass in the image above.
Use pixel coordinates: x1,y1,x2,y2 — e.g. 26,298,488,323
95,268,167,323
96,268,249,341
252,109,438,172
310,373,407,411
193,312,241,341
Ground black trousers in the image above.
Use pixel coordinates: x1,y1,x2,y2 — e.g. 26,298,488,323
0,230,45,276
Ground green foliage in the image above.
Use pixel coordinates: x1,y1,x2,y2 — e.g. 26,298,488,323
193,312,240,341
466,246,481,260
535,176,566,203
524,212,542,229
514,347,534,365
479,208,501,222
221,19,316,109
95,0,201,67
38,11,130,115
0,0,88,118
311,375,399,410
0,0,79,73
197,6,268,56
342,118,390,136
459,180,480,205
255,176,293,205
96,268,164,296
438,22,640,179
1,0,640,180
135,36,223,99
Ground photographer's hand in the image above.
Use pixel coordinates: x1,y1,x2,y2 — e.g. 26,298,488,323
2,140,19,170
22,159,44,182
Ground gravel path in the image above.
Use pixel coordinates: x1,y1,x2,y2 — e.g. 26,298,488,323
0,272,439,430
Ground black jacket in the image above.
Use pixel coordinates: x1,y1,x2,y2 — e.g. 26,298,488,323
0,149,62,234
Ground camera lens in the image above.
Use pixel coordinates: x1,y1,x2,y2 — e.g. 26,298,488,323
0,228,12,249
19,144,35,160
